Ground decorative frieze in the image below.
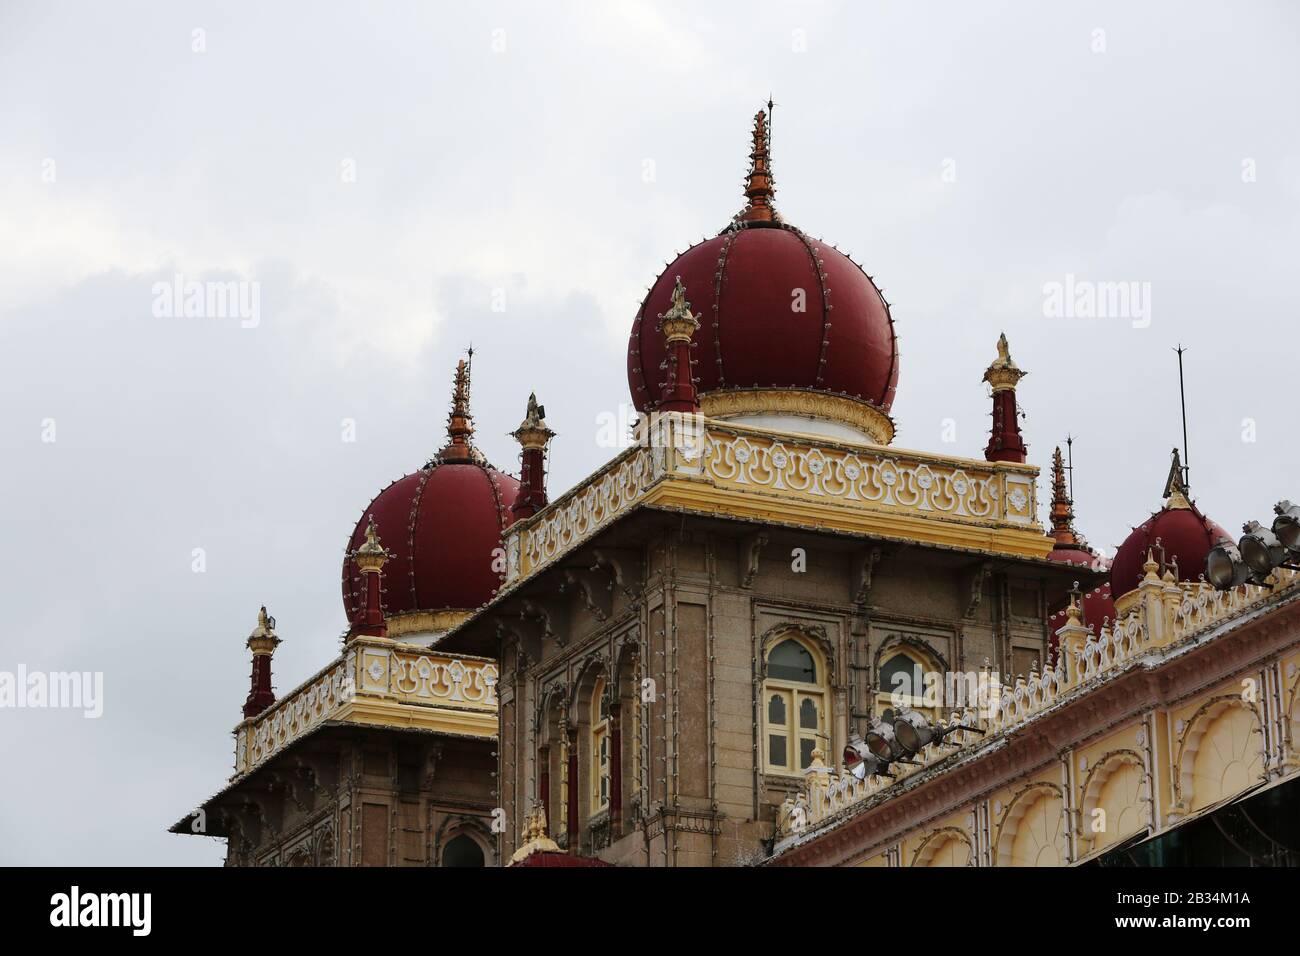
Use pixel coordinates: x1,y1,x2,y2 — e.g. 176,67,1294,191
234,637,499,778
504,413,1046,587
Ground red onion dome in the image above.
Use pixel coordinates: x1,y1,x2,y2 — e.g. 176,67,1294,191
1109,450,1231,605
627,109,898,444
342,358,519,640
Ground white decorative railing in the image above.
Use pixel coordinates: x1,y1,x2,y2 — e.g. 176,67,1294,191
777,563,1300,843
510,446,656,582
234,637,499,777
504,413,1041,585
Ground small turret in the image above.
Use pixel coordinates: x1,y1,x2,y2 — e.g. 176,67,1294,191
657,276,700,413
983,333,1028,464
510,393,555,520
349,515,392,639
242,606,280,719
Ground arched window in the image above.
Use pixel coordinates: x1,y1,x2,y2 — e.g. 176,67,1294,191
876,646,939,719
442,833,485,868
762,636,826,775
590,677,610,815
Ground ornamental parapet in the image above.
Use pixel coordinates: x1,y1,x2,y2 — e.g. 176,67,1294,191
774,563,1300,850
503,412,1048,587
232,636,499,779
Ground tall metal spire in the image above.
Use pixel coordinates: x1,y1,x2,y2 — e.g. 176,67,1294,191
738,107,781,224
1174,344,1191,491
1049,446,1079,545
441,352,476,462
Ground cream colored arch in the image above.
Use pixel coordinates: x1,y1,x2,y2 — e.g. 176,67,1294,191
911,827,974,867
1078,750,1148,853
1174,696,1266,812
995,782,1067,867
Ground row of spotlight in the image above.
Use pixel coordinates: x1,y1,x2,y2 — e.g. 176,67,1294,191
1206,500,1300,590
842,708,980,780
838,506,1300,779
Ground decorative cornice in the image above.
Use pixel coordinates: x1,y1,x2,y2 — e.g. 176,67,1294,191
386,608,473,638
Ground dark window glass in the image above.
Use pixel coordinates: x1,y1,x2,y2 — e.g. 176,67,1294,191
767,694,786,725
769,640,816,683
769,734,787,766
800,738,817,770
879,654,924,700
442,834,485,868
800,697,819,729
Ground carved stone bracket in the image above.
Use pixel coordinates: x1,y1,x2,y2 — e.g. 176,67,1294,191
522,598,569,647
561,568,613,621
591,547,644,598
852,546,883,606
741,531,770,589
964,561,993,618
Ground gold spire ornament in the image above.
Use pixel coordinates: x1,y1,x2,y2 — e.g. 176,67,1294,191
658,276,700,344
982,333,1026,392
508,803,560,864
246,606,280,656
1162,448,1192,509
510,392,555,451
351,515,392,573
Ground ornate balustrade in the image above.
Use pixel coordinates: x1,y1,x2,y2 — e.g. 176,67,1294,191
233,637,499,778
504,412,1046,586
776,559,1300,845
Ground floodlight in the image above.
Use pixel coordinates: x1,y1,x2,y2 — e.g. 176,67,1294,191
1273,501,1300,555
1240,520,1287,576
1206,538,1251,590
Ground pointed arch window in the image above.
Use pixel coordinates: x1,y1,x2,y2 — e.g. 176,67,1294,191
762,636,826,775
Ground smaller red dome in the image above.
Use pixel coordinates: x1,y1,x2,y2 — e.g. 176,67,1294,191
343,462,519,621
1110,502,1231,599
341,358,520,630
1110,453,1231,601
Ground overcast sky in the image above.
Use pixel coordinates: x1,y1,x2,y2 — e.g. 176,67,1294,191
2,1,1297,865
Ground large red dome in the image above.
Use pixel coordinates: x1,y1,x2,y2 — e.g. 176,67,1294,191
341,359,520,637
627,110,898,442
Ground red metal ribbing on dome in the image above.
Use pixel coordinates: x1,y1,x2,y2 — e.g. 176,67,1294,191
711,228,739,388
787,227,833,388
405,466,432,611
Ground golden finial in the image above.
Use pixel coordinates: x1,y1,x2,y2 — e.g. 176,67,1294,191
247,605,280,654
511,392,555,450
508,802,560,864
983,333,1027,392
658,276,700,344
352,514,392,573
1163,447,1192,509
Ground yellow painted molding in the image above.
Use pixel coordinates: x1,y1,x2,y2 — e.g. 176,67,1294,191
641,479,1054,560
